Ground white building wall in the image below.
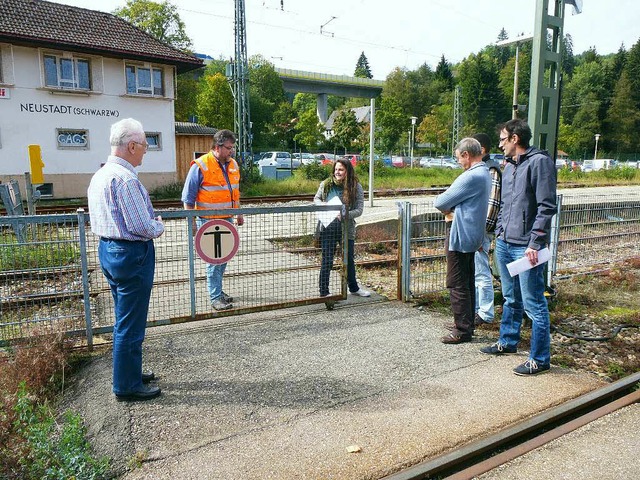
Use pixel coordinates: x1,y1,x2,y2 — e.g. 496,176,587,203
0,44,178,198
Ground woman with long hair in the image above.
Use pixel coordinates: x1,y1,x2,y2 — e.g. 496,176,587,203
314,159,371,298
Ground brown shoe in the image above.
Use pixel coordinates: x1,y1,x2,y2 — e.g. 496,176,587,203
441,332,472,344
445,322,456,331
475,314,491,328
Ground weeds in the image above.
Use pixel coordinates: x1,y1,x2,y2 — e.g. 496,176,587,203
0,332,109,479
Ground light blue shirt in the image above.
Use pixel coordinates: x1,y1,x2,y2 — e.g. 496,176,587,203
434,162,490,253
87,156,164,241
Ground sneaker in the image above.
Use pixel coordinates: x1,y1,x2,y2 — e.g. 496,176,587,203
349,288,371,297
212,297,233,311
221,291,234,303
513,359,550,376
480,341,517,355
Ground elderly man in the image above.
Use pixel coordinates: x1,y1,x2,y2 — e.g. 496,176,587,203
434,138,491,344
480,119,557,376
87,118,165,402
182,129,244,311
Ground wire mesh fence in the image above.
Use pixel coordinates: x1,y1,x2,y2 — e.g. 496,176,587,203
0,205,346,345
2,191,639,344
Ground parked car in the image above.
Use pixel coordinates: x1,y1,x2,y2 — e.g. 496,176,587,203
315,153,338,165
419,156,435,168
293,152,317,165
489,153,504,163
581,159,613,173
391,156,409,168
555,158,568,170
425,157,461,169
258,151,299,169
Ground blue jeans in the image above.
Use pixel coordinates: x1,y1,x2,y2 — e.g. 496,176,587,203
495,238,550,366
475,233,494,322
99,238,155,395
197,218,228,302
319,220,359,296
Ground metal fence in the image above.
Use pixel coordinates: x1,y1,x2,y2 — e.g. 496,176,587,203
0,204,346,346
3,191,640,345
402,191,640,300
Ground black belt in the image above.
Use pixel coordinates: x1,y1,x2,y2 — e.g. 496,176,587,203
100,237,149,243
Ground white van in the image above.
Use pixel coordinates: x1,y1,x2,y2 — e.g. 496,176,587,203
581,159,612,173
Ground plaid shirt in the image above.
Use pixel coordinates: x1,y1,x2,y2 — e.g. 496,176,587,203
485,156,502,233
87,156,164,241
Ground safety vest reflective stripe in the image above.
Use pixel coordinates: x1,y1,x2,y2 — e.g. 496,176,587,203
195,201,234,209
201,185,231,192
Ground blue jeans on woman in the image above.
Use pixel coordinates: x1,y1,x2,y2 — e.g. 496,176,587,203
495,238,551,366
99,238,155,395
319,219,358,296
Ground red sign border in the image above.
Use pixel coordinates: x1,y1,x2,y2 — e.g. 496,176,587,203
194,219,240,264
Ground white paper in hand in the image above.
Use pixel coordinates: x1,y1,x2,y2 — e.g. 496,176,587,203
506,247,551,277
317,196,343,228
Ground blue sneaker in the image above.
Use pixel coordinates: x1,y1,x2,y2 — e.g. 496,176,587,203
513,359,550,376
480,341,517,355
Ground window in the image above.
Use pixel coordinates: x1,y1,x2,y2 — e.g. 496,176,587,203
0,43,15,85
56,129,89,150
43,54,91,90
126,64,164,96
145,132,161,150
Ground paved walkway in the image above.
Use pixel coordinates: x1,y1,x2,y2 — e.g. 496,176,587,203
61,297,608,479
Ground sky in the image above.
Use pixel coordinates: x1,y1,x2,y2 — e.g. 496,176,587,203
53,0,639,79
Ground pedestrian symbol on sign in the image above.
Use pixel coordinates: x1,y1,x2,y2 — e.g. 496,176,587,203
195,219,240,264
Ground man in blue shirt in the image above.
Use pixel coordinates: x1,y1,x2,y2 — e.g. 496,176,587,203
434,138,491,344
88,118,165,402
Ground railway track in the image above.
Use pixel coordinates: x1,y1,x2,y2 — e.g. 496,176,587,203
383,372,640,480
1,187,449,215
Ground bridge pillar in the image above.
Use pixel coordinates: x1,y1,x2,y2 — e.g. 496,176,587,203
316,93,328,124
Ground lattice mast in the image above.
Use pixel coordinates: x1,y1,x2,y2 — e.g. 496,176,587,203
233,0,252,161
451,85,461,157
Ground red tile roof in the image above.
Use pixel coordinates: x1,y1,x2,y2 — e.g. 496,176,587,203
0,0,203,73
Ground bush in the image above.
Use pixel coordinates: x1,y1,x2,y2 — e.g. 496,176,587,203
300,162,332,181
149,182,183,200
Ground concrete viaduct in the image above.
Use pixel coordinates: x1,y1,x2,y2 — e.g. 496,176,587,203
275,68,384,123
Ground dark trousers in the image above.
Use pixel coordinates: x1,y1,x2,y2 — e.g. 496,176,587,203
445,228,475,338
99,238,155,395
319,220,358,296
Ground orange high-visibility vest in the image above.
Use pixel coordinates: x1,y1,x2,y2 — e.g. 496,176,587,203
191,152,240,219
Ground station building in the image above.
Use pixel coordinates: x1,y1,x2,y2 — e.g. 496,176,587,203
0,0,203,198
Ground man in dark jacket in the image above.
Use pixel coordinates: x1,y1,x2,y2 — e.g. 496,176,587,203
480,119,557,376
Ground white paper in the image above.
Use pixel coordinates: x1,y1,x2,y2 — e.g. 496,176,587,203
317,196,343,228
506,247,551,277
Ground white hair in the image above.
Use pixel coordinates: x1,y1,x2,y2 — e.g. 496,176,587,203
110,118,145,147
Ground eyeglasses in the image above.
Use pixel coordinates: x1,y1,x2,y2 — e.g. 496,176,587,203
132,141,149,150
221,144,235,151
499,136,510,143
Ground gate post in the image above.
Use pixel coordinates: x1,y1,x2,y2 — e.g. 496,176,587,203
548,194,563,285
77,209,94,350
397,201,412,301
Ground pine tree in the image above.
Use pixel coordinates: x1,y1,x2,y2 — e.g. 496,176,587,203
354,52,373,78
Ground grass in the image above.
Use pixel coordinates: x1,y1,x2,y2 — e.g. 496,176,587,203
0,229,79,272
0,332,109,479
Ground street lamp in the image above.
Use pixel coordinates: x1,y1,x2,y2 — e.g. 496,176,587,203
594,133,601,160
496,34,534,119
410,116,417,168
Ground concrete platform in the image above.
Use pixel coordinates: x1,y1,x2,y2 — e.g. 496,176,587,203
61,298,605,479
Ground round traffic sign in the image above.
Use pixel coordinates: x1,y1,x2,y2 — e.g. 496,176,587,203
194,219,240,264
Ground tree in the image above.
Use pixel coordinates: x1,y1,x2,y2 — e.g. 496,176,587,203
416,97,453,154
175,71,201,122
354,51,373,78
113,0,192,51
376,98,405,153
605,71,639,153
294,109,324,150
457,53,509,135
434,55,454,91
332,110,361,154
196,73,234,129
269,102,297,150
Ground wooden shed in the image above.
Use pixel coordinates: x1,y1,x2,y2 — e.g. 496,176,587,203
175,122,217,182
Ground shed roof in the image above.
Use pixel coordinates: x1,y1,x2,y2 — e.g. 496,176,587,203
0,0,203,73
175,122,217,136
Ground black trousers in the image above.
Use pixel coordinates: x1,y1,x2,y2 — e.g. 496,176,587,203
445,227,476,338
